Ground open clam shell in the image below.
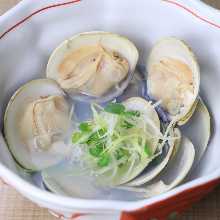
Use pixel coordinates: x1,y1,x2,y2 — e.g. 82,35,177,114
42,162,107,198
119,136,195,198
95,97,161,186
182,97,211,167
178,98,199,126
47,31,139,103
4,79,72,171
126,128,181,187
147,37,200,125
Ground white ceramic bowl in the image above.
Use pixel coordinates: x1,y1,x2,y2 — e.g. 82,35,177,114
0,1,220,219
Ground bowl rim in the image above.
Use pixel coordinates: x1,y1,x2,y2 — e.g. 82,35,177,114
0,0,220,212
1,158,220,211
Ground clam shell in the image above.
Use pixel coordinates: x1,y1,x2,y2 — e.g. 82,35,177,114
182,97,211,167
42,163,105,198
4,79,71,171
96,97,161,186
178,98,199,126
126,128,181,186
147,37,200,124
47,31,139,103
118,136,195,198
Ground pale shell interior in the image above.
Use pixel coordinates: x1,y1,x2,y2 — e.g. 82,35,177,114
4,79,71,171
47,32,139,102
95,97,161,186
147,38,200,122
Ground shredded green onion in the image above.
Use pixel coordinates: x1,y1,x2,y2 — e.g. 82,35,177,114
71,102,168,177
79,122,92,132
72,132,83,143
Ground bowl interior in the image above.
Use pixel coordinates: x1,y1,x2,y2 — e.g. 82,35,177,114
0,0,220,202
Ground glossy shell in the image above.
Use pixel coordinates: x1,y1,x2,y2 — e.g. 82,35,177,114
126,128,181,186
4,79,71,171
147,37,200,124
118,135,195,198
47,31,139,103
100,97,161,185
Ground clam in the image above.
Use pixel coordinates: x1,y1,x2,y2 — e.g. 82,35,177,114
182,97,211,167
119,136,195,198
147,37,200,124
126,128,181,186
108,97,161,185
4,79,72,171
46,31,139,103
42,162,108,198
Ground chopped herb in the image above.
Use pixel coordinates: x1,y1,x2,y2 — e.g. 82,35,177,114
104,103,125,115
144,144,152,156
72,132,83,143
104,103,140,119
79,122,92,132
121,120,134,129
115,148,129,160
89,145,103,157
71,100,159,176
97,128,107,136
86,128,107,145
124,110,141,118
98,153,111,167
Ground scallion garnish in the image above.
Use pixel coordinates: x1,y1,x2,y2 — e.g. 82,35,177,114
97,153,111,167
79,122,92,132
104,103,125,115
71,102,155,174
72,132,83,143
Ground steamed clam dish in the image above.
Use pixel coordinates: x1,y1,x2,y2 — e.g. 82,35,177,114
3,32,211,200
